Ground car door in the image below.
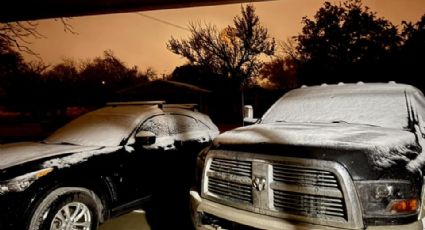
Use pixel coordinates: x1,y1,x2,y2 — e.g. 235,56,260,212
109,115,169,204
167,114,214,184
117,114,171,205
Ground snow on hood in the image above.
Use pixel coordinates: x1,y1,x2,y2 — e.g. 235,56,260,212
0,142,101,170
214,123,419,170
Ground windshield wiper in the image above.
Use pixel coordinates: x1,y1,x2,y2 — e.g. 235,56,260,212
41,140,79,146
331,120,378,127
331,120,349,124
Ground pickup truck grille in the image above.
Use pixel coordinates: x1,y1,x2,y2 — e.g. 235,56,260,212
210,158,252,177
202,151,362,229
207,158,253,204
273,164,339,188
208,177,253,203
274,190,345,218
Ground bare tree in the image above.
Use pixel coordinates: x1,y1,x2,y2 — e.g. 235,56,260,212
167,4,275,88
0,18,76,56
0,21,44,56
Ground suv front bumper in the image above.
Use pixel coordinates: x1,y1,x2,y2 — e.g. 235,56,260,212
190,190,423,230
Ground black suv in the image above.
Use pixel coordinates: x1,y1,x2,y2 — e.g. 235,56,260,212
192,83,425,230
0,101,219,230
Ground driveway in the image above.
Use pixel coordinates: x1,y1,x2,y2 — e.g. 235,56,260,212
99,210,151,230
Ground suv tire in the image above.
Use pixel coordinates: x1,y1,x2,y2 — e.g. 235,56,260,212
28,187,102,230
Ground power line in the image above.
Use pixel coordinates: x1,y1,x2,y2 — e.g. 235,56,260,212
136,13,190,32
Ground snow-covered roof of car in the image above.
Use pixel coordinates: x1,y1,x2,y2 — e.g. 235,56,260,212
291,82,423,96
45,104,218,147
163,107,217,129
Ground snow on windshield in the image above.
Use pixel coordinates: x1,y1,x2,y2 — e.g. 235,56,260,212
46,106,161,147
261,85,410,129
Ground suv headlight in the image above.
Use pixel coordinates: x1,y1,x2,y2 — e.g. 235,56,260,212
0,168,53,195
355,180,419,218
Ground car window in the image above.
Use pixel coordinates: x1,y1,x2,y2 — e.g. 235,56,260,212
168,115,208,135
139,115,169,137
46,113,141,147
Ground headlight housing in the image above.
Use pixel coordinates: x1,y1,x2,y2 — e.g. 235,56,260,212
355,180,420,219
0,168,53,195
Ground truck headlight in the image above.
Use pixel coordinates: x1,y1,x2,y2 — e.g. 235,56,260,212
0,168,53,195
355,180,420,217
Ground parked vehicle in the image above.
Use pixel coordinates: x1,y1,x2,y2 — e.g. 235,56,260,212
0,101,219,230
192,83,425,229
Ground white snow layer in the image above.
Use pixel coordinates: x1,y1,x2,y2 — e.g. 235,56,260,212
45,106,218,148
46,106,162,147
43,146,122,168
261,83,419,129
143,130,219,150
214,123,419,170
0,142,101,170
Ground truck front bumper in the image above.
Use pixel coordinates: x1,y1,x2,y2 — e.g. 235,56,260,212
190,190,423,230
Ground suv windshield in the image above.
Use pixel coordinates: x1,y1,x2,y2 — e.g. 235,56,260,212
45,113,140,147
261,86,409,130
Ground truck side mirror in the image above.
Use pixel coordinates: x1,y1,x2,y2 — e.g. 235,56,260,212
135,131,156,146
243,105,258,126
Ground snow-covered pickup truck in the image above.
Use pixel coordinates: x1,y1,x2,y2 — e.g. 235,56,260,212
191,83,425,230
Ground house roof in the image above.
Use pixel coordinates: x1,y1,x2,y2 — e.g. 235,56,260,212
118,80,211,95
115,80,211,103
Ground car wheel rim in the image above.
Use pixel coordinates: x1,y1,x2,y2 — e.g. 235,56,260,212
50,202,92,230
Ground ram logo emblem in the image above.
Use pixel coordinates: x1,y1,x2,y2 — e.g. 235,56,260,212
252,177,266,191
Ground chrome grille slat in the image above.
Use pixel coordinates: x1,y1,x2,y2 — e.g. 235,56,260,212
274,191,346,218
274,198,345,213
274,166,334,175
274,201,345,215
274,193,343,207
208,177,253,203
212,158,251,167
273,175,337,187
273,180,337,188
274,172,336,182
273,164,339,188
274,203,345,217
208,188,252,203
210,158,252,177
208,178,252,198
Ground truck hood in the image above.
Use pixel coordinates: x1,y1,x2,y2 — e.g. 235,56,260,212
214,123,420,170
0,142,101,170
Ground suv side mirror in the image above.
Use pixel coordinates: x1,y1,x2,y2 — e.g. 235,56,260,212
243,105,258,126
135,131,156,146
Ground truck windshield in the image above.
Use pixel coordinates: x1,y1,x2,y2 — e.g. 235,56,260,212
261,87,410,130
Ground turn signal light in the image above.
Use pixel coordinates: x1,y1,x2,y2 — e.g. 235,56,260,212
389,199,418,213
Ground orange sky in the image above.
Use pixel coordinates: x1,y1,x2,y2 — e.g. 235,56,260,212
23,0,425,75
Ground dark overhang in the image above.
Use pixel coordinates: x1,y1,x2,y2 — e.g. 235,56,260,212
1,0,269,22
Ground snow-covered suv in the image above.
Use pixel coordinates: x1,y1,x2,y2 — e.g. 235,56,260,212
192,83,425,230
0,101,219,230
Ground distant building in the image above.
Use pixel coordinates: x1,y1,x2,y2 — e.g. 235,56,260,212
115,80,211,113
